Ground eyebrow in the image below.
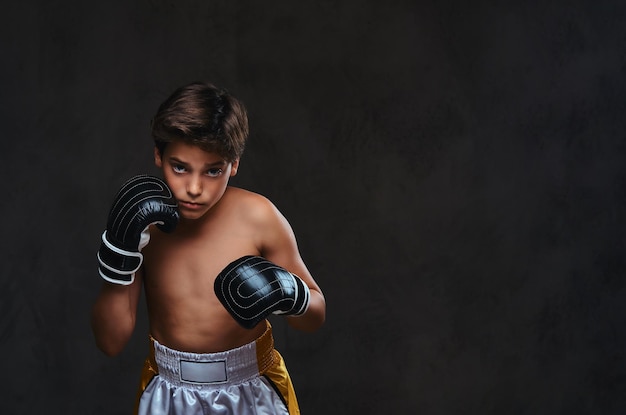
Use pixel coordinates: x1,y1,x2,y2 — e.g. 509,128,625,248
169,156,227,168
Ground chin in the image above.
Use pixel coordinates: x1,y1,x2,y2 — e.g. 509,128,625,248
180,211,207,220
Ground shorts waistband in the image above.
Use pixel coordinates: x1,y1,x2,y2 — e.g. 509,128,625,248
151,322,276,388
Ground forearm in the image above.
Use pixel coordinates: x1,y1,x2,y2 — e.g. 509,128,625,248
286,289,326,332
90,283,138,356
92,175,176,355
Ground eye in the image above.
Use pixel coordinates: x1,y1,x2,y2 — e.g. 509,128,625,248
172,164,187,174
206,168,223,178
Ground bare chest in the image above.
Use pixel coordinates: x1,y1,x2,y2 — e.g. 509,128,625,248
142,221,259,287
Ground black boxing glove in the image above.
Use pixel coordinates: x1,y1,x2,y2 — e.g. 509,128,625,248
214,256,311,329
97,175,179,285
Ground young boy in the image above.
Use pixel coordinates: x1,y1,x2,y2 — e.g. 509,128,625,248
91,82,326,415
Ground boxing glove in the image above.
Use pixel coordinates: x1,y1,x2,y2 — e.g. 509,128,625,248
97,175,179,285
214,256,311,329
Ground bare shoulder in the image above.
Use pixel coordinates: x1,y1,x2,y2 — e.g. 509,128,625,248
222,187,281,223
223,186,274,207
221,187,294,256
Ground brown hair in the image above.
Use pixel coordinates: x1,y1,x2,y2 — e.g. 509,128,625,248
151,82,249,162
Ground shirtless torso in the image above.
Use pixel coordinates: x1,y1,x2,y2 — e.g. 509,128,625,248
139,186,317,353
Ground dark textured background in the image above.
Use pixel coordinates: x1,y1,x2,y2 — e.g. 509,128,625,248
1,1,625,414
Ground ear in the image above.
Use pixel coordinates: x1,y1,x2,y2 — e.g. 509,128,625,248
230,159,240,177
154,146,163,168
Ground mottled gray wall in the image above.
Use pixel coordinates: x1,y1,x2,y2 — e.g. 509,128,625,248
1,1,625,414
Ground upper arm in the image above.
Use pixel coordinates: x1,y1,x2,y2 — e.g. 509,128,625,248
256,198,323,297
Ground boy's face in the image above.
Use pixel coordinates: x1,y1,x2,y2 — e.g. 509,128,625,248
154,140,239,220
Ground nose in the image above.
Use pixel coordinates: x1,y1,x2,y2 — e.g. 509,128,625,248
186,175,202,198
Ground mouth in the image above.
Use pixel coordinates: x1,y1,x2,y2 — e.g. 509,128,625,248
179,201,205,210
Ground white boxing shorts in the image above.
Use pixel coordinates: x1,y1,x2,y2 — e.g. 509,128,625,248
135,322,300,414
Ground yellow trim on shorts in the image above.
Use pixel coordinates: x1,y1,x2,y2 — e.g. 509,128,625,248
261,349,301,414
